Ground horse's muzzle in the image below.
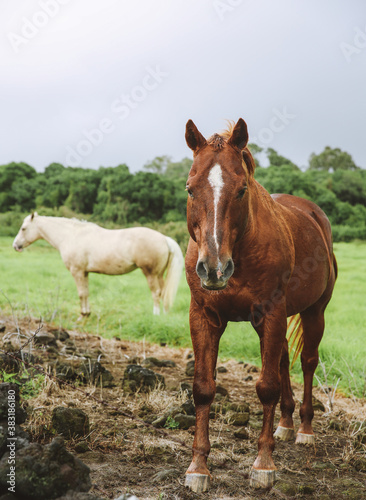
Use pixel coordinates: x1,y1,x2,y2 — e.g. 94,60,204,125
13,242,23,252
196,258,234,290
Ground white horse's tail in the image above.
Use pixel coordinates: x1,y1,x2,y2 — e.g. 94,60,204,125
162,236,184,312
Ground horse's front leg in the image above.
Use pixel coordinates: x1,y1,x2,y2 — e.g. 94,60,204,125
251,306,287,488
71,269,90,319
185,303,226,493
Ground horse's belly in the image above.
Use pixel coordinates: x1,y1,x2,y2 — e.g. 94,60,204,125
87,258,137,275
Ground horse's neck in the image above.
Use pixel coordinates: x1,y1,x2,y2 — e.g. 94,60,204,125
36,217,73,250
243,180,278,243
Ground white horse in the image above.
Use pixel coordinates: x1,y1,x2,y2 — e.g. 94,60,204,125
13,213,184,317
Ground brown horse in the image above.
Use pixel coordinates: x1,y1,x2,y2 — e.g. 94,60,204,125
184,118,337,491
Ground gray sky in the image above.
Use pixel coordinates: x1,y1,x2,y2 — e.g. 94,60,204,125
1,0,365,172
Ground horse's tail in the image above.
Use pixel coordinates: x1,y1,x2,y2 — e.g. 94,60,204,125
287,314,304,368
162,236,184,312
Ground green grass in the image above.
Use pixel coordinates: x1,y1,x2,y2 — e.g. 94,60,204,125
0,237,365,396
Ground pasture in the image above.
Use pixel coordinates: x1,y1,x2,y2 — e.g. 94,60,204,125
0,236,365,397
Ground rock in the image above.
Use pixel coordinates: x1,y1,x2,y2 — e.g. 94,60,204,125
173,413,196,430
230,412,250,426
329,419,343,431
122,365,165,393
180,382,192,397
244,375,253,381
275,481,297,497
50,328,70,341
234,427,249,439
181,400,195,416
298,484,316,494
141,357,176,368
0,422,30,456
0,436,91,499
333,478,365,500
0,322,6,333
0,353,19,373
152,468,179,483
185,360,195,376
0,383,27,424
225,402,250,413
52,407,90,438
217,366,228,373
56,362,78,381
33,330,57,347
247,365,259,373
312,396,325,412
128,356,141,365
216,385,228,397
86,362,114,388
353,457,366,471
74,441,89,453
152,415,167,428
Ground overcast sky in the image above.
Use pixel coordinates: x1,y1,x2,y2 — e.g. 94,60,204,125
1,0,365,172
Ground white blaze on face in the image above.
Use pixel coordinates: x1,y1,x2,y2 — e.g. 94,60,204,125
208,163,224,252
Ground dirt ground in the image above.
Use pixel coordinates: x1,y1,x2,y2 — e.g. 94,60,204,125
1,314,366,499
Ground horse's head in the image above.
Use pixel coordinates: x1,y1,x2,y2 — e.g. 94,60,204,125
185,118,255,290
13,213,40,252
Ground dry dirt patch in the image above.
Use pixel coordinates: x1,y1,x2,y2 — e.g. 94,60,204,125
0,315,365,499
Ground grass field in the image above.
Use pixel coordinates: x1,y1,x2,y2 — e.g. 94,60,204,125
0,236,365,396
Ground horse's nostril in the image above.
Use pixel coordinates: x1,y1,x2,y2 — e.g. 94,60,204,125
196,260,209,279
223,259,234,279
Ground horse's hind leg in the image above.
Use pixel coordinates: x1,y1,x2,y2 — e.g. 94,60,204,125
142,271,162,315
274,339,295,441
296,307,325,444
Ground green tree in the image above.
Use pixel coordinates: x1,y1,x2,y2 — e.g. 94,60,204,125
266,148,299,169
0,162,38,212
308,146,359,172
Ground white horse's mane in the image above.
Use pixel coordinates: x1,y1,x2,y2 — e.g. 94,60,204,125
35,215,99,228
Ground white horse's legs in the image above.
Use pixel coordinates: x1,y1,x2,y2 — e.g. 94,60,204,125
143,272,163,315
71,270,90,317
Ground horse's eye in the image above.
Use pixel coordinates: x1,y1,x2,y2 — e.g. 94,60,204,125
237,186,247,199
186,187,194,199
22,227,26,231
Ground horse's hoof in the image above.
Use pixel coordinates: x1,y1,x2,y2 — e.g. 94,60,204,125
274,426,295,441
250,468,276,488
185,473,210,492
295,432,315,445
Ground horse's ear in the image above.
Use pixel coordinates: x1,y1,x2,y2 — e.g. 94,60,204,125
185,120,207,153
31,212,34,221
228,118,249,151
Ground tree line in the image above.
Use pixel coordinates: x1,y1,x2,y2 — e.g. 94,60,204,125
0,144,365,244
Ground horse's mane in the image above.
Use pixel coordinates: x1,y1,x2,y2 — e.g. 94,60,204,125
41,216,98,228
207,121,256,177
